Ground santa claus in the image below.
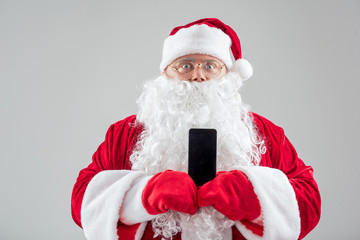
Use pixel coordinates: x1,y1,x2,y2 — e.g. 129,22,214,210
71,18,321,240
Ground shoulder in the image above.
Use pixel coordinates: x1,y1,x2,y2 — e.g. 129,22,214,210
249,112,283,133
249,112,285,146
103,115,140,141
111,115,138,130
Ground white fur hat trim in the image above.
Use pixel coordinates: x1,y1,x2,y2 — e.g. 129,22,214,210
160,25,233,71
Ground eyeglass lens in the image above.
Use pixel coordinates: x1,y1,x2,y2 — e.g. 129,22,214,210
173,60,222,79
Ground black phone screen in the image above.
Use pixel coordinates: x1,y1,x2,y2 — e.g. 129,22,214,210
188,128,217,186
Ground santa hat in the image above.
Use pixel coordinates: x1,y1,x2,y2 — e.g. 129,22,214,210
160,18,253,81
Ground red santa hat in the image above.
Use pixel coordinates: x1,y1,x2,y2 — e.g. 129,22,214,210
160,18,253,81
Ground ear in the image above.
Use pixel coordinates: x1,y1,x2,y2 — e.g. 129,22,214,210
229,59,253,81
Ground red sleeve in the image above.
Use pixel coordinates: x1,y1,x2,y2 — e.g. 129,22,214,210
71,115,140,228
252,112,321,239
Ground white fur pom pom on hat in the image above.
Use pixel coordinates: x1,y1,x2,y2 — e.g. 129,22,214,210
229,58,253,81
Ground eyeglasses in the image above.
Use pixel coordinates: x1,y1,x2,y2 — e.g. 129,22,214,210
168,58,225,80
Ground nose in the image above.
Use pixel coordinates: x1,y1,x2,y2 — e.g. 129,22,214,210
190,64,207,82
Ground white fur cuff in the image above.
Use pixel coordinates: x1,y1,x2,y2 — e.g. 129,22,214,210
120,175,155,224
81,170,153,240
235,166,301,240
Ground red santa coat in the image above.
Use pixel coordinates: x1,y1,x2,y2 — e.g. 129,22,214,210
71,112,321,240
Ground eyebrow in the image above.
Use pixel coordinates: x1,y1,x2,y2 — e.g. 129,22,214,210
177,58,218,62
177,57,196,62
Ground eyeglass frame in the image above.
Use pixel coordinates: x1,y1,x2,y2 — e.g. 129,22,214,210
165,56,227,80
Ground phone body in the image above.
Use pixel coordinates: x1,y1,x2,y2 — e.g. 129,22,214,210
188,128,217,186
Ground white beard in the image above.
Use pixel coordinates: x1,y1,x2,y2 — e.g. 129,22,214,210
130,73,265,240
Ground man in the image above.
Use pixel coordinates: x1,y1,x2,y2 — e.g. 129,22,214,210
71,18,321,240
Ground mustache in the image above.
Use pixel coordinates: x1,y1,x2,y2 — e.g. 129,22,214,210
137,73,244,116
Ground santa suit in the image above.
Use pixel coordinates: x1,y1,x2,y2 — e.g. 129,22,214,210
71,112,321,240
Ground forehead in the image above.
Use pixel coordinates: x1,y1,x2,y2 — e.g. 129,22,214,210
173,54,224,63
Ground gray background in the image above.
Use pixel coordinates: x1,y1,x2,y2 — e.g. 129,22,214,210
1,0,359,239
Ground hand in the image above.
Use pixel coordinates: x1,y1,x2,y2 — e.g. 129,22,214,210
197,170,261,221
141,170,198,215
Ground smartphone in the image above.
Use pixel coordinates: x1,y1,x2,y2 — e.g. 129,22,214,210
188,128,217,186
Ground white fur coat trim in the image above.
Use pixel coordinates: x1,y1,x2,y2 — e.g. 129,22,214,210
235,166,301,240
81,170,155,240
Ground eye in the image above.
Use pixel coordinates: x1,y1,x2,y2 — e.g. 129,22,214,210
203,63,216,71
181,63,192,69
205,64,214,69
176,62,194,73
